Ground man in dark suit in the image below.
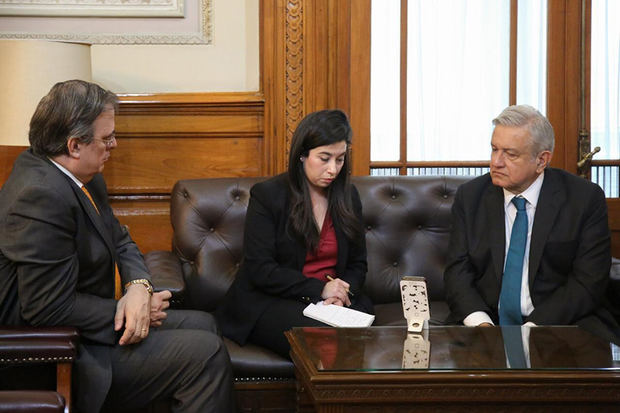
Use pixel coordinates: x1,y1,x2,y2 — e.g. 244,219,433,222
0,80,234,412
444,104,619,344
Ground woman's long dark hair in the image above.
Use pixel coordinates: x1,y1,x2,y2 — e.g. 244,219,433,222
287,109,363,251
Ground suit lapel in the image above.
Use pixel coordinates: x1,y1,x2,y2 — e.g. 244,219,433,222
529,170,564,288
41,155,115,255
72,181,116,259
484,184,506,281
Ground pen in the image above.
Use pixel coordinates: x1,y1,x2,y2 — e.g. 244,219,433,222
326,275,354,296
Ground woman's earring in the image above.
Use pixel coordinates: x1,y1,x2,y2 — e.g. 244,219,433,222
300,156,305,162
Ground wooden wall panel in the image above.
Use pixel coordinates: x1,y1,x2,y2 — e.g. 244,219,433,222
108,91,265,252
115,115,262,135
104,137,262,194
261,0,371,175
349,0,371,175
0,145,27,185
547,0,582,173
608,199,620,258
111,199,172,254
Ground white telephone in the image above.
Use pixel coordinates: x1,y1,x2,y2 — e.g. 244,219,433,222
402,329,430,369
399,276,430,333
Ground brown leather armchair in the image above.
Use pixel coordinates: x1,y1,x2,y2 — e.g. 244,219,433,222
0,326,78,413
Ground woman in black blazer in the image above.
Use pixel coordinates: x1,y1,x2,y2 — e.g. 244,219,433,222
217,109,373,358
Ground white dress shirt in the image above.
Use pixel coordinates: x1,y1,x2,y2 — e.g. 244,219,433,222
49,158,85,188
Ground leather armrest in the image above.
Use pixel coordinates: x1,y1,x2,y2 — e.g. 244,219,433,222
0,327,78,342
0,327,78,365
144,250,186,305
0,391,65,413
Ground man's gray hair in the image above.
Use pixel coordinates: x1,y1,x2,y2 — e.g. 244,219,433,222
492,104,554,156
29,80,118,157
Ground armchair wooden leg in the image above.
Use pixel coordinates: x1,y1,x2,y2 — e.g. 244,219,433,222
57,362,72,413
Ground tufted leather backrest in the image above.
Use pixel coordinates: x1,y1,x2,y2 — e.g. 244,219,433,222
170,175,471,311
171,178,265,311
353,176,470,303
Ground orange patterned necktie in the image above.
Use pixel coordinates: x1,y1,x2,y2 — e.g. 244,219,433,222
81,186,122,300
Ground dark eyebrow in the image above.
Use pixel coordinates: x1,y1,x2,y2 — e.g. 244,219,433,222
319,150,347,157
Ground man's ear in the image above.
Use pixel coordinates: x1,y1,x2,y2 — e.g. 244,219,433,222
536,150,552,173
66,137,81,159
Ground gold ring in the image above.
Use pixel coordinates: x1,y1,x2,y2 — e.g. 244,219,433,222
141,328,147,332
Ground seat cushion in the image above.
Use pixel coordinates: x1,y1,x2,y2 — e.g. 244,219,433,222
224,338,294,380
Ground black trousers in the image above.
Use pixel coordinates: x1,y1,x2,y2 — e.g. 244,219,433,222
101,309,235,412
249,295,373,359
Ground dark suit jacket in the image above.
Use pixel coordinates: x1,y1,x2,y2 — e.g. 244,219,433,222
444,168,617,336
0,149,150,411
217,173,371,346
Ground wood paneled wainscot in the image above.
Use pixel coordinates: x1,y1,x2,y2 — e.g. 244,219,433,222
109,92,265,253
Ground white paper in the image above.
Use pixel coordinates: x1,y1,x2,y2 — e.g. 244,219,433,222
303,301,375,328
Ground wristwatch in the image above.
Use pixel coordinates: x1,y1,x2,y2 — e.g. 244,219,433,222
124,278,154,296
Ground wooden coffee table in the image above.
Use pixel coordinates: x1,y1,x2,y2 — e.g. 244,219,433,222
285,326,620,412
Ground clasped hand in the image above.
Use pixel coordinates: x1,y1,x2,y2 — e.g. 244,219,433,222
321,277,351,307
114,286,171,345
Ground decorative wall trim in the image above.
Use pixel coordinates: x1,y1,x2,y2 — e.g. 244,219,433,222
285,0,303,158
0,0,184,17
0,0,211,44
117,92,265,114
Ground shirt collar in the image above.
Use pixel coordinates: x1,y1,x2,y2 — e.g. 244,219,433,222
49,158,84,188
502,171,545,208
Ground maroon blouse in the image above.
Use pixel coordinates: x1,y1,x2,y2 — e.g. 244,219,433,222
302,213,338,282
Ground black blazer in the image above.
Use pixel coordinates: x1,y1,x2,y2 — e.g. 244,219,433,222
0,149,150,411
444,168,616,332
217,173,370,345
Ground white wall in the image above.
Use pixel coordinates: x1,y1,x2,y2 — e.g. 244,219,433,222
0,0,259,145
92,0,259,93
0,0,259,94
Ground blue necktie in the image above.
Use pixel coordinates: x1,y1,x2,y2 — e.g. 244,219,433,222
499,197,527,325
501,326,528,368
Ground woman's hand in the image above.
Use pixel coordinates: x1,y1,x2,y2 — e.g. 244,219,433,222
321,277,351,306
323,297,346,306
